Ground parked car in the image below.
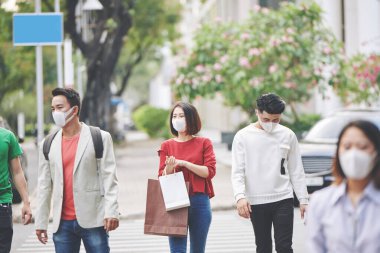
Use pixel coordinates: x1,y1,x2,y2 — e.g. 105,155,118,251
0,116,28,204
299,108,380,195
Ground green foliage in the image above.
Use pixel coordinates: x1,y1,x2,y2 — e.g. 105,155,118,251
282,113,321,138
174,2,346,118
0,2,59,128
132,105,170,138
0,6,34,104
114,0,181,94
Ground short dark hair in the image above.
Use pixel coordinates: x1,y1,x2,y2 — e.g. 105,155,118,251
333,120,380,188
169,102,202,136
52,88,81,116
256,93,286,114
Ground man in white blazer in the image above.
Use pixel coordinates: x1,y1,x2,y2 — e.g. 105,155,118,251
35,88,119,253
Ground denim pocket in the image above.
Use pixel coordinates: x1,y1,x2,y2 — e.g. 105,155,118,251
0,205,12,228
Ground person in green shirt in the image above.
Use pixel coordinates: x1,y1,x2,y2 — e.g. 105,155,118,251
0,126,32,253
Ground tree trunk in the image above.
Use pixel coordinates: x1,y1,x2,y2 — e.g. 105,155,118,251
66,0,134,132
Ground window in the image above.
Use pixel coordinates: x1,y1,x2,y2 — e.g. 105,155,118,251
259,0,293,9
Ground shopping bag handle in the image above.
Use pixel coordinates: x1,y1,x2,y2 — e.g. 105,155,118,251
162,166,176,176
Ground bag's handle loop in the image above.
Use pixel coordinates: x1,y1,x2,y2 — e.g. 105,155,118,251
163,165,176,176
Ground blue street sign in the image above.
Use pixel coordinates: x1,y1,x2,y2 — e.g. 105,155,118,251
13,13,63,46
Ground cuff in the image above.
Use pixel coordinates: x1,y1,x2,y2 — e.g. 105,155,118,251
235,193,246,204
299,198,309,205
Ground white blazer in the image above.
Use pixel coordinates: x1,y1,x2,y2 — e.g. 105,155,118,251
35,123,119,233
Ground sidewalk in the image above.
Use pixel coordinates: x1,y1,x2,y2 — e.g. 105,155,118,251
13,129,235,223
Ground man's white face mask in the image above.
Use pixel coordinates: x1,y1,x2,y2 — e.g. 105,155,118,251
256,110,280,133
258,117,278,133
52,107,75,128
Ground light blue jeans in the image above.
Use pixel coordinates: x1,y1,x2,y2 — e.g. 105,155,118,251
169,193,212,253
53,219,109,253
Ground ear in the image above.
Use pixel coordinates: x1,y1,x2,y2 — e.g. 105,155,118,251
73,106,79,117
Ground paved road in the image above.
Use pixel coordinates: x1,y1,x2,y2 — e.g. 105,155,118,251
12,210,306,253
11,132,308,252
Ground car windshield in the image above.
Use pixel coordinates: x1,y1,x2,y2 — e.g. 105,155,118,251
303,114,380,143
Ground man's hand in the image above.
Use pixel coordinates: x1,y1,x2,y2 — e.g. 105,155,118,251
36,229,48,244
236,198,252,219
300,204,308,219
104,218,119,232
21,202,32,225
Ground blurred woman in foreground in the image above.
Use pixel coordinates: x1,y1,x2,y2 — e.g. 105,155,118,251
307,120,380,253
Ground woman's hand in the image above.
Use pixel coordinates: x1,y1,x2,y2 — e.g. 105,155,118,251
165,156,177,173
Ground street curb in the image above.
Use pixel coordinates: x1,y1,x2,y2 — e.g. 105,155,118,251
13,205,236,224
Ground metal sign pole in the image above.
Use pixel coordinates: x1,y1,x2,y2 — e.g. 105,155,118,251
35,0,44,144
55,0,63,88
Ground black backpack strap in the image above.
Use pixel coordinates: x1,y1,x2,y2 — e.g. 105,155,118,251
43,130,59,161
89,126,103,159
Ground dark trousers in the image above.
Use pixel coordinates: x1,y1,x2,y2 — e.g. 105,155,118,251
0,205,13,253
250,198,294,253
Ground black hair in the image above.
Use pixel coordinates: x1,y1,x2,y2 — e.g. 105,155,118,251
256,93,286,114
333,120,380,188
52,88,81,116
169,102,202,136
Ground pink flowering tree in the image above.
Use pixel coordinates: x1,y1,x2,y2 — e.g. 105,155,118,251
174,2,347,120
336,54,380,105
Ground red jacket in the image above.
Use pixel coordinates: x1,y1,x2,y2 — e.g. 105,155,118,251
158,137,216,198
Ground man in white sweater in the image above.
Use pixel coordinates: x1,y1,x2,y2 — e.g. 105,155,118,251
231,93,308,253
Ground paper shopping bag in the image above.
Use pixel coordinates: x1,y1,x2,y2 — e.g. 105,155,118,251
159,171,190,211
144,179,188,237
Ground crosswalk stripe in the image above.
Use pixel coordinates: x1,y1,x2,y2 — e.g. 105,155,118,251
15,214,257,252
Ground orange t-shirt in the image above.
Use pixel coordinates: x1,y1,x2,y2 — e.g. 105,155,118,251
61,133,80,220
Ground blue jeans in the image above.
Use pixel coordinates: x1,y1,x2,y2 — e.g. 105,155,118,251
169,193,212,253
53,220,109,253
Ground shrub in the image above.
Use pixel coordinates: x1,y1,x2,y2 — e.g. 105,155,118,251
174,2,346,120
132,105,170,138
282,113,321,139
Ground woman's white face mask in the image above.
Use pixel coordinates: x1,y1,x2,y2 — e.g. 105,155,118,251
52,107,75,128
339,149,376,180
172,118,186,132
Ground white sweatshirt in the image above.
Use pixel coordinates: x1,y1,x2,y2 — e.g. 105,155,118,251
231,123,309,205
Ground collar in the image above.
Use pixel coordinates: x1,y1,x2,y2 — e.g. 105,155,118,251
331,181,380,206
363,182,380,205
330,182,347,206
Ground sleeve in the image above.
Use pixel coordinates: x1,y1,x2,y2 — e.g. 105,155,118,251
203,138,216,180
8,131,23,160
231,132,246,203
287,132,309,204
101,132,120,219
306,191,328,253
35,139,53,230
158,142,168,177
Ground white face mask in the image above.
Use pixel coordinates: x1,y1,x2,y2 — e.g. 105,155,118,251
258,117,278,133
52,107,75,128
339,149,376,180
172,118,186,132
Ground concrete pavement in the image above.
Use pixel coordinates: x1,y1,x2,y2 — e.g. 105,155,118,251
13,129,236,222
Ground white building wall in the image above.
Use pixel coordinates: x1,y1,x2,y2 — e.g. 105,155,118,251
149,46,174,109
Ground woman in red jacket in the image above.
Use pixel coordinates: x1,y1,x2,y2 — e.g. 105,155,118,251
158,102,216,253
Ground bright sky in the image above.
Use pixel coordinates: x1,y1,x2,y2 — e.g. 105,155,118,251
1,0,18,12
